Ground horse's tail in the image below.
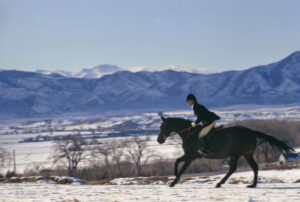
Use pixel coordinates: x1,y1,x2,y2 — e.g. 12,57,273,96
252,130,294,153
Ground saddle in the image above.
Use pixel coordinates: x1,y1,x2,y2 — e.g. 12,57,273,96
213,124,223,131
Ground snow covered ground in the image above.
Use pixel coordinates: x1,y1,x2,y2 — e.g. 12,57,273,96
1,169,300,201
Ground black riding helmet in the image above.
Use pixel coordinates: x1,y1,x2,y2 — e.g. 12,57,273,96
186,93,197,102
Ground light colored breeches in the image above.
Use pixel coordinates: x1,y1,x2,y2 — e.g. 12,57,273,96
198,120,217,138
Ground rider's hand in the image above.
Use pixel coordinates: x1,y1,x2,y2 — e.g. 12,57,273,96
191,122,196,127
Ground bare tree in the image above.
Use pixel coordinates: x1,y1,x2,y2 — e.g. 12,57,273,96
94,141,112,178
52,136,90,176
259,141,275,163
124,135,160,176
0,147,7,168
110,139,126,176
94,139,126,177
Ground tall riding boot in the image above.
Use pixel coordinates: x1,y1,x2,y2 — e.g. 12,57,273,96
200,136,210,154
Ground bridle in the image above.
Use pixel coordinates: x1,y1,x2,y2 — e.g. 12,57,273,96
159,121,197,142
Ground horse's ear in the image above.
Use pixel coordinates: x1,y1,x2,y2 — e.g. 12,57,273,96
161,116,166,121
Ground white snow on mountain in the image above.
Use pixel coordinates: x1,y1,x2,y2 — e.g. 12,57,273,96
72,64,123,78
36,64,123,78
128,65,214,74
36,64,214,79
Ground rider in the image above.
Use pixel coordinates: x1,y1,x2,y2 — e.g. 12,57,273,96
186,93,220,154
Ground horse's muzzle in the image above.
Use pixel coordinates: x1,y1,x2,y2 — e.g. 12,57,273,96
157,134,165,144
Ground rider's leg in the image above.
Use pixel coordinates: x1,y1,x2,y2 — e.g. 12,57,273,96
198,120,216,138
198,120,216,154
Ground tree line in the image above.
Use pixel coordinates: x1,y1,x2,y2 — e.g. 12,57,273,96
52,135,163,178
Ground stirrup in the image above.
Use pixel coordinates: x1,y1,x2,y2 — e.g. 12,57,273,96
202,148,210,154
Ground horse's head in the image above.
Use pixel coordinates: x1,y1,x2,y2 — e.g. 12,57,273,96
157,116,193,144
157,116,175,144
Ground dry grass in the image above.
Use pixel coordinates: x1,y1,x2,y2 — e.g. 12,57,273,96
87,176,170,185
180,177,193,183
261,163,300,171
229,178,249,184
122,182,135,185
66,199,80,202
55,178,75,184
89,179,116,185
143,176,170,184
0,176,86,184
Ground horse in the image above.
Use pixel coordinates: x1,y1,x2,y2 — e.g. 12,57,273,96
157,116,293,188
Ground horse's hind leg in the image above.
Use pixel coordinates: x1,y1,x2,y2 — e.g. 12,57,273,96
243,153,258,188
216,155,240,188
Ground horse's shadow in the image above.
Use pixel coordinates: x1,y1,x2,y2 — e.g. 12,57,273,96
260,186,300,190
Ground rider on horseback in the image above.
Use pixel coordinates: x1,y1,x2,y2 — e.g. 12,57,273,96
186,93,220,154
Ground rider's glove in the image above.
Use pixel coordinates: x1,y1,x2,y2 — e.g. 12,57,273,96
191,122,196,127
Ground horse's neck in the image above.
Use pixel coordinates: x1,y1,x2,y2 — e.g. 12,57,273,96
171,120,191,139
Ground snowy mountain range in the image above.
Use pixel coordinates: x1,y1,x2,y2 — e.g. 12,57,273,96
35,64,212,78
0,51,300,118
36,64,123,79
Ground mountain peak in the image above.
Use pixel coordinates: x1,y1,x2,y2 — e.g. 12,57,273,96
270,50,300,70
36,64,123,79
74,64,123,78
288,50,300,57
87,64,122,73
129,65,214,74
285,50,300,62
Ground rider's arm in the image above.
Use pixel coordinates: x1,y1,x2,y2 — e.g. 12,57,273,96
194,104,203,124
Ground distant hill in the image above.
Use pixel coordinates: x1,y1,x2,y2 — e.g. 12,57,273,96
0,51,299,118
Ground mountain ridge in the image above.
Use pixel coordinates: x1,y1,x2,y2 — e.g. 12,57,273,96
0,51,299,118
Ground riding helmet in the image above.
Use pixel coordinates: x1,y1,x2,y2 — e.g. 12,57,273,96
186,93,197,102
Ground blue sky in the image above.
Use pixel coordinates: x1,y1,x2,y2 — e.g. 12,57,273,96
1,0,300,72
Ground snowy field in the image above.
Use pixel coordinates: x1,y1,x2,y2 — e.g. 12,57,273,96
1,169,300,202
1,105,300,173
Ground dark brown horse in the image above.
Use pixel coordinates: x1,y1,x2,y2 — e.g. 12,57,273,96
157,116,293,188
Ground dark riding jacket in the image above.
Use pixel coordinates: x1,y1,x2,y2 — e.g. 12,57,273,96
193,102,220,126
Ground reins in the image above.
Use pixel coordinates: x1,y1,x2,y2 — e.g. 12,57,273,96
176,126,196,136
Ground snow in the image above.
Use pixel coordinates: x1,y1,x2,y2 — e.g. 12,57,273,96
1,183,299,201
37,64,123,79
294,148,300,153
106,169,300,186
1,169,300,201
48,176,87,185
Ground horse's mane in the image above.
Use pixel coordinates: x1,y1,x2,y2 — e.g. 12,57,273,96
166,117,192,125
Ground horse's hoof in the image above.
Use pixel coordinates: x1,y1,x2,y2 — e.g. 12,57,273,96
215,183,222,188
247,184,256,188
170,182,176,187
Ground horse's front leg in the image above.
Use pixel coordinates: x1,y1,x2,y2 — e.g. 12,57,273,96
170,156,194,187
170,155,186,187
